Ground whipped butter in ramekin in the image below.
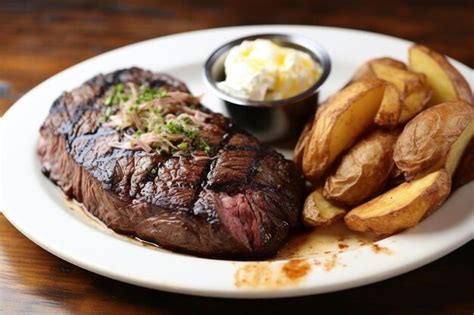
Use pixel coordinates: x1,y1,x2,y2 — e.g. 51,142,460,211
217,39,322,101
204,34,331,142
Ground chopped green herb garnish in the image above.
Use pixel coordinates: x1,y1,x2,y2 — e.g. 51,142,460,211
137,86,168,103
182,115,193,124
128,104,139,112
177,142,188,150
197,139,211,154
183,128,198,140
165,120,184,134
103,83,206,157
115,83,124,92
104,95,113,106
105,83,129,107
101,107,113,122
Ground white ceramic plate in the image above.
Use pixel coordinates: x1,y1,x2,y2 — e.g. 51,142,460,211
0,25,472,298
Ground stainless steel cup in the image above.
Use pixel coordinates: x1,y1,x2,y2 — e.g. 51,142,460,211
203,33,331,143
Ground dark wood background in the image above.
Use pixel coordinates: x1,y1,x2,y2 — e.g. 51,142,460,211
0,1,472,314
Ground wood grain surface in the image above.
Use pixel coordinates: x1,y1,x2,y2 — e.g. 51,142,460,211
0,0,473,314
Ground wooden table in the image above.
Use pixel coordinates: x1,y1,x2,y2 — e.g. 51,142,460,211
1,1,472,313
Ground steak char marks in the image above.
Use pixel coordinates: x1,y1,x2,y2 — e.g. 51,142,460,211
38,68,304,258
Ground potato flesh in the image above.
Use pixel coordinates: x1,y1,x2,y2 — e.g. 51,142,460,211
409,47,463,105
345,170,451,234
399,88,432,123
351,58,407,82
303,188,346,227
445,119,474,175
356,171,440,217
375,83,402,127
329,88,383,156
372,63,414,92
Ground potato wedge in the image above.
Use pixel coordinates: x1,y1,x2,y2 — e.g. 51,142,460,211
303,187,346,227
351,57,407,82
375,83,402,127
409,44,473,105
302,79,385,182
294,119,313,169
453,139,474,189
324,129,399,206
370,62,432,123
344,169,451,235
394,102,474,179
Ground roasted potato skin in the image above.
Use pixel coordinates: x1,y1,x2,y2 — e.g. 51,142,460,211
394,102,474,180
344,170,451,235
324,129,399,206
302,79,385,182
409,44,473,105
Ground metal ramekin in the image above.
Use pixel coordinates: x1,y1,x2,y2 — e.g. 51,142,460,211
203,33,331,143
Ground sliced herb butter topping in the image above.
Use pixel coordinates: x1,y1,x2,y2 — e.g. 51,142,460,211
103,83,211,156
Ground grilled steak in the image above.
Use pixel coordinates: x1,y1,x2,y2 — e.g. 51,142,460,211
37,67,305,258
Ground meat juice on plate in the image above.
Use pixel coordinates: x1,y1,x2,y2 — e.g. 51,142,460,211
64,196,380,259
